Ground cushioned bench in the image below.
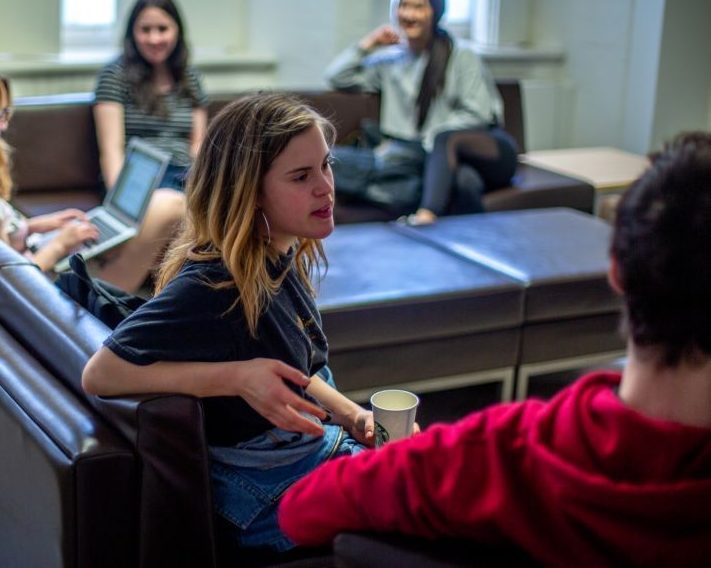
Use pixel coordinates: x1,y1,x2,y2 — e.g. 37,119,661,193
317,222,523,423
394,208,625,398
6,82,595,222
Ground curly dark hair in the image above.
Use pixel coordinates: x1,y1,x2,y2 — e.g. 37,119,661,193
611,131,711,366
122,0,199,116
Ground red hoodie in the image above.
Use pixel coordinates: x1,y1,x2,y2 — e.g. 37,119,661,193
278,372,711,567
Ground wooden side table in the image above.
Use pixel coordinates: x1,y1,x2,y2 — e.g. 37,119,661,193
520,147,650,220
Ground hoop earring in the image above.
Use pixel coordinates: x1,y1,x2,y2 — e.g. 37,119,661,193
259,209,271,246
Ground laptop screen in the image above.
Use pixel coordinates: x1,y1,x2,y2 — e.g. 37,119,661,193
108,140,170,222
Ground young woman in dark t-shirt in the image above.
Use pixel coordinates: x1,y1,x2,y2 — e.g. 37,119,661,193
82,93,375,551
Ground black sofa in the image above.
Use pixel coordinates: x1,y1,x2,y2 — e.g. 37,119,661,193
0,247,217,568
5,82,595,222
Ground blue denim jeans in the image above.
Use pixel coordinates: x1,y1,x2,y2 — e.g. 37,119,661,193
332,139,425,215
209,367,365,551
159,163,189,191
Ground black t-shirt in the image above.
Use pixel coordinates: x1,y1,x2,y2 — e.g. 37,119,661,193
105,252,328,446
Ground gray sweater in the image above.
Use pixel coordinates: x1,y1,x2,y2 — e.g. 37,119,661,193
324,40,503,151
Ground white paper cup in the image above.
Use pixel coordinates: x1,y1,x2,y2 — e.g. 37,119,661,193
370,389,419,447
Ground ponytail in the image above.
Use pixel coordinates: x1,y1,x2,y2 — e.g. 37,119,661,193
415,28,452,130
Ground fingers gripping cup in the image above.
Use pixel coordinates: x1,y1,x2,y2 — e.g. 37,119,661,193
370,389,419,447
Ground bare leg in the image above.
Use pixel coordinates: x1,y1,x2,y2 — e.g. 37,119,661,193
96,189,184,293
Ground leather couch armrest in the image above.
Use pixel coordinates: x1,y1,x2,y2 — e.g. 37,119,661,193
94,393,218,568
0,326,138,568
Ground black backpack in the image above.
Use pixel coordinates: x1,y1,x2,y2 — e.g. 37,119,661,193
55,254,147,329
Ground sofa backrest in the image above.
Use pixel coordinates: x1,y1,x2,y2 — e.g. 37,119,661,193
8,80,525,199
212,83,525,151
5,94,101,194
208,90,381,146
495,79,525,153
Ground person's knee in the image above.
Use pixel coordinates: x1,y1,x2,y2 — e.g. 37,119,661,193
152,189,186,224
456,165,485,193
432,130,453,154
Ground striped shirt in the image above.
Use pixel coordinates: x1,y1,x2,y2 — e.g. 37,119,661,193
94,59,208,167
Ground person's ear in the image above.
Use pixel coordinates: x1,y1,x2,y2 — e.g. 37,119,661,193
607,255,624,295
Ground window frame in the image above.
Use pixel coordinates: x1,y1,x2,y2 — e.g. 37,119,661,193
443,0,473,39
61,0,119,53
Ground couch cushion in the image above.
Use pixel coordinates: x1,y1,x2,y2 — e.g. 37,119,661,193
334,532,538,568
12,188,103,217
317,223,522,393
318,223,523,350
297,91,380,145
6,100,103,216
483,163,595,214
5,103,102,193
395,209,619,322
208,91,380,146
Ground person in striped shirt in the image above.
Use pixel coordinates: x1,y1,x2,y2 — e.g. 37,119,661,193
94,0,208,191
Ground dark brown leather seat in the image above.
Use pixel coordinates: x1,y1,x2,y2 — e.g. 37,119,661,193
333,532,539,567
7,82,594,222
5,95,102,217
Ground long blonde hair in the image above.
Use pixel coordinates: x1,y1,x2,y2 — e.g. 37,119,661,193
156,92,336,336
0,76,13,201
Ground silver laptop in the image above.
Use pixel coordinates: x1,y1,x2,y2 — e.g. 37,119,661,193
37,138,171,272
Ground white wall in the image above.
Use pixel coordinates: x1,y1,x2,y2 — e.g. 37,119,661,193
651,0,711,150
621,0,665,154
532,0,641,150
1,0,708,153
247,0,388,89
0,0,60,55
181,0,248,53
529,0,710,153
0,0,389,95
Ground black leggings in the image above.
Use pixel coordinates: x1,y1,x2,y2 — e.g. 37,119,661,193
420,127,518,215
